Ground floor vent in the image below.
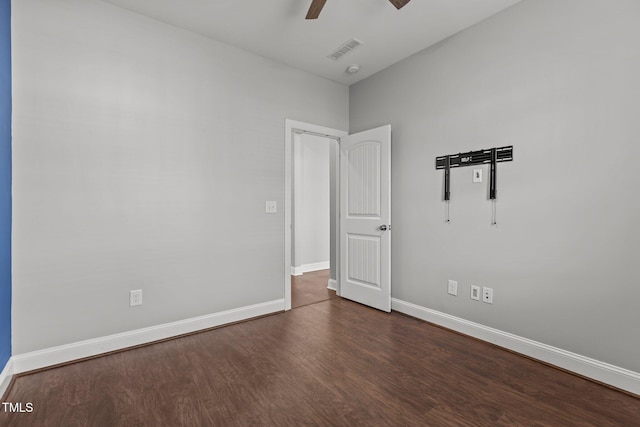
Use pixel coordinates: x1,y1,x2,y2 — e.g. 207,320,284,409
327,38,364,61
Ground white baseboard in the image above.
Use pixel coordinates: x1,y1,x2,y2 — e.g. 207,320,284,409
327,278,337,291
392,298,640,396
291,261,330,277
0,357,14,398
12,299,284,375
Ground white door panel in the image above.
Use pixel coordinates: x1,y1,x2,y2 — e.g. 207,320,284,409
340,125,391,312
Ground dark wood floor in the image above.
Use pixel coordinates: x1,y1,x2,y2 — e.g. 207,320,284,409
291,269,337,308
1,298,638,426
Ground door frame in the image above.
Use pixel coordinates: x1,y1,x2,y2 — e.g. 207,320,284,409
284,119,347,311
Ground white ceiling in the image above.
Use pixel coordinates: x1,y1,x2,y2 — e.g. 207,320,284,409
101,0,522,86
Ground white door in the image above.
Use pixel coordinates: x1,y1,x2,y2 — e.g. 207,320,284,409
340,125,391,312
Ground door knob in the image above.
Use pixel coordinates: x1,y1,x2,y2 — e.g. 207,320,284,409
378,225,388,231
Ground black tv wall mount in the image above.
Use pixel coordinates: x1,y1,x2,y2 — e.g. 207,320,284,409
435,145,513,223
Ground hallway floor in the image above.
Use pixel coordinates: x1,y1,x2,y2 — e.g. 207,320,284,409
291,269,337,308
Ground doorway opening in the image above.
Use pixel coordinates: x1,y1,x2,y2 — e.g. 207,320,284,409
284,120,347,310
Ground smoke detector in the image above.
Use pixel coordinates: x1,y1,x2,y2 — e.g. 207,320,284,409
346,64,360,74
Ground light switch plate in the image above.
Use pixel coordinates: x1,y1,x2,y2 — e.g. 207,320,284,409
473,169,483,183
265,201,277,214
130,289,142,307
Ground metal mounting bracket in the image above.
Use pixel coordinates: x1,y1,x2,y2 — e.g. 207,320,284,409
435,146,513,201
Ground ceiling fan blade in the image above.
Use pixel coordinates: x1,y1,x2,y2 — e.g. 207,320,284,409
388,0,411,10
306,0,327,19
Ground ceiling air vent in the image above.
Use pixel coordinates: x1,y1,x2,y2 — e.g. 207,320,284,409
327,38,364,61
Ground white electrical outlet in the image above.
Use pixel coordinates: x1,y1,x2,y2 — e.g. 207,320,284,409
130,289,143,307
448,280,458,296
471,285,480,301
265,201,277,214
482,287,493,304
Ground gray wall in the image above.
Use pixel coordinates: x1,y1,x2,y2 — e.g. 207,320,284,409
12,0,348,354
350,0,640,373
293,133,330,270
